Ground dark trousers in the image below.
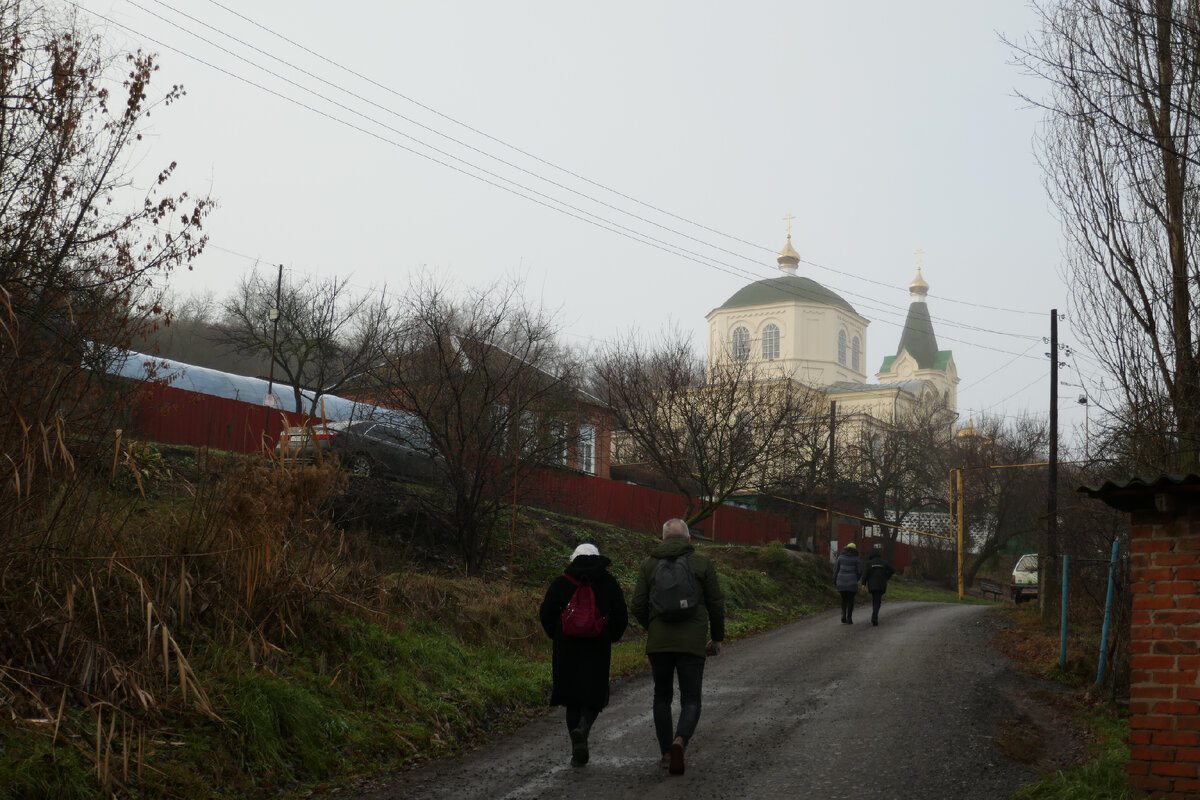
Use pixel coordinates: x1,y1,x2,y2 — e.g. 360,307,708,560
840,590,857,621
648,652,706,754
565,705,598,735
870,591,884,622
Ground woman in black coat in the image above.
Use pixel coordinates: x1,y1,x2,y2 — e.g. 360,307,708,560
539,543,628,767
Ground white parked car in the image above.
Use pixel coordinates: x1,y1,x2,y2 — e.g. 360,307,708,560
1011,553,1038,604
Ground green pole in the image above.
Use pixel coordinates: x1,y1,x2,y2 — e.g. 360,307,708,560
1097,541,1120,686
1059,555,1069,673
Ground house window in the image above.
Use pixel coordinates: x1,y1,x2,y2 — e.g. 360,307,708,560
519,411,538,455
852,336,861,371
762,324,780,360
732,326,750,362
838,330,847,365
550,420,568,466
577,424,596,474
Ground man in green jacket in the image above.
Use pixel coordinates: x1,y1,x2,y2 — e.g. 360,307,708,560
630,518,725,776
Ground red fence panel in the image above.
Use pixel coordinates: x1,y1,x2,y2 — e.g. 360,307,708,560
127,383,316,454
125,384,795,547
522,468,792,546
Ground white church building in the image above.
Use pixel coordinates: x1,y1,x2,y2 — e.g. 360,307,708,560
705,233,959,423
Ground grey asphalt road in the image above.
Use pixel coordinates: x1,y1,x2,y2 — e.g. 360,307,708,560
334,601,1036,800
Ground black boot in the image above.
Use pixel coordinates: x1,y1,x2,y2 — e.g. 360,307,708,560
570,728,588,766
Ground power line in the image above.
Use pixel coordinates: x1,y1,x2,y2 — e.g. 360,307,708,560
200,0,773,255
77,2,1059,371
129,0,783,277
95,0,1052,325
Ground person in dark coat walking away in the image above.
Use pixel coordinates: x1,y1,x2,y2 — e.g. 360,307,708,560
862,543,896,626
833,542,863,624
539,543,629,767
630,518,725,776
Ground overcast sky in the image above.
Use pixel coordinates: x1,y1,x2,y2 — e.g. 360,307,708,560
74,0,1099,447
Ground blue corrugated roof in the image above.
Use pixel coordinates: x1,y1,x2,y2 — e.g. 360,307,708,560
109,350,411,426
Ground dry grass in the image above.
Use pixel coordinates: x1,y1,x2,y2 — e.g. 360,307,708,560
379,572,544,657
0,423,372,792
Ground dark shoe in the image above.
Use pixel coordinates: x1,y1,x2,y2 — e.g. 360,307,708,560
570,728,588,767
659,753,671,769
669,737,685,775
872,617,879,626
847,618,854,624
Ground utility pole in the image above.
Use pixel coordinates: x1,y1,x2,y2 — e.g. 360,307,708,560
264,264,283,447
955,469,964,599
1042,309,1059,621
825,400,836,558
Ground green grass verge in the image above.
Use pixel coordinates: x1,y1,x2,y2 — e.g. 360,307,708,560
1010,709,1131,800
886,578,994,604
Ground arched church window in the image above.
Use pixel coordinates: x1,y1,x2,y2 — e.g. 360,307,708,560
732,326,750,361
762,324,780,360
852,336,861,371
837,330,847,365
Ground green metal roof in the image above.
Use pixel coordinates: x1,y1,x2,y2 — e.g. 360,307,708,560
896,301,938,367
718,275,857,314
877,349,953,374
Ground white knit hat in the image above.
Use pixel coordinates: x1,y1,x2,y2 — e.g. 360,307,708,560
571,543,600,560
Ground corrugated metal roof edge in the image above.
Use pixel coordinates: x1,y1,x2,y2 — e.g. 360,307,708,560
1078,474,1200,495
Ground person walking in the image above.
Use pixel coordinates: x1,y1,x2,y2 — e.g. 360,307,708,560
630,518,725,776
539,543,629,767
833,542,863,624
862,543,897,626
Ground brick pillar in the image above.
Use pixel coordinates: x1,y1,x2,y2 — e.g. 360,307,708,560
1127,499,1200,799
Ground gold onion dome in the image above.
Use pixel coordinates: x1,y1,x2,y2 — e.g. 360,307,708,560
909,267,929,298
777,235,800,276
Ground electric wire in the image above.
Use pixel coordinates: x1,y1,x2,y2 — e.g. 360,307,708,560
97,0,1052,324
132,0,782,276
74,2,1071,413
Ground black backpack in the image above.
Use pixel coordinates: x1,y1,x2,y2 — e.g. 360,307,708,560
650,554,700,622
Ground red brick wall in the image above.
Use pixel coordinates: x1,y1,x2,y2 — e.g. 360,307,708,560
1127,503,1200,798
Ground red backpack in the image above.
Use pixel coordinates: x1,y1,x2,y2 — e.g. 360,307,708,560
560,574,608,638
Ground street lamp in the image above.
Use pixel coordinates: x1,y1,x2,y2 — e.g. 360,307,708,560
1078,393,1089,461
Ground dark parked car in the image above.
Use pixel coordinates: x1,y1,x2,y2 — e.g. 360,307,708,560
276,418,443,482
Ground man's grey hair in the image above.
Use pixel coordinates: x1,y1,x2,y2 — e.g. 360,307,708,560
662,518,690,540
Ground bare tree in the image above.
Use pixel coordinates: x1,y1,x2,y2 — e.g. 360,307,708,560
0,1,209,510
954,415,1049,588
216,268,393,414
366,275,586,571
839,397,957,560
592,328,826,526
1012,0,1200,470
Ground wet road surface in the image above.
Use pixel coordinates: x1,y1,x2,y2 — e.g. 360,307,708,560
333,601,1035,800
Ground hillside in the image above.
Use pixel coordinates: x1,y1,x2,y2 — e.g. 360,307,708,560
0,446,839,799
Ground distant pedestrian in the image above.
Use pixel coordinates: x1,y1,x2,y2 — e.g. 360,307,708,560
539,543,629,767
630,518,725,776
833,542,863,624
861,543,896,626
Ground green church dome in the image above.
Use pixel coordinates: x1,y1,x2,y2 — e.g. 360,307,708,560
718,275,857,314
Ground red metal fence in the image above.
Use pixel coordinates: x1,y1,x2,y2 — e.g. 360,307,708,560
521,468,794,546
126,382,803,548
127,382,315,454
